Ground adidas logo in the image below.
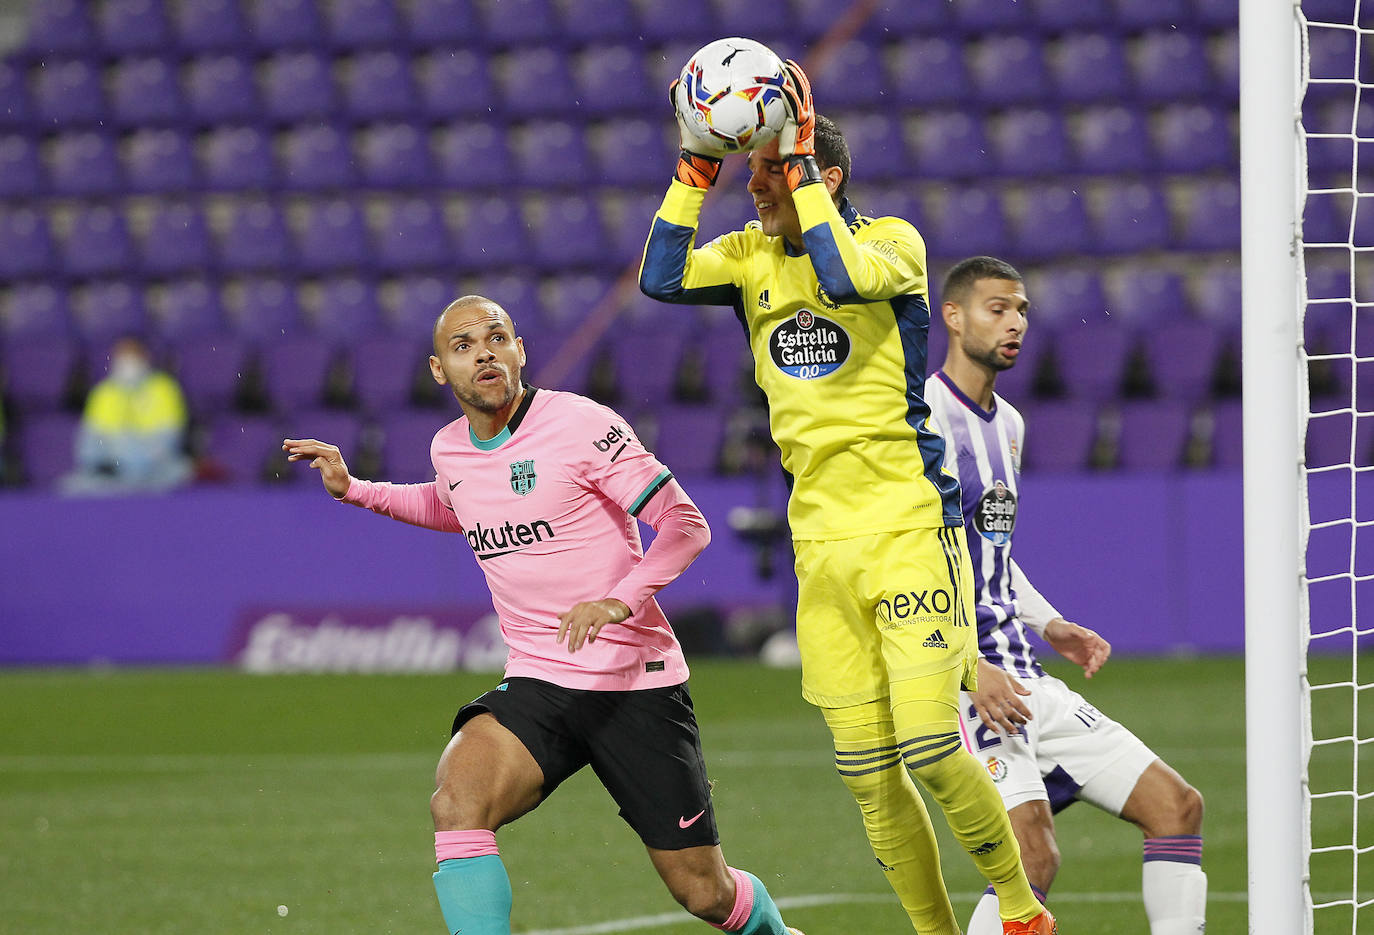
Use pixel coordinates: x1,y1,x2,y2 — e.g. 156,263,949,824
969,840,1003,856
922,629,948,649
758,289,771,309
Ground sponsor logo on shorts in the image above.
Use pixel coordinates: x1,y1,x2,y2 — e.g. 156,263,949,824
768,309,850,379
975,479,1017,546
678,809,706,829
876,589,954,629
968,839,1003,856
922,629,948,649
985,756,1008,783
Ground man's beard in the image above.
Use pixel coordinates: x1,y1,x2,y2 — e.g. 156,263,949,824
455,371,521,413
967,340,1016,373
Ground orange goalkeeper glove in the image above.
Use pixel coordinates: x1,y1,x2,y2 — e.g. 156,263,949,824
669,78,723,188
777,58,821,191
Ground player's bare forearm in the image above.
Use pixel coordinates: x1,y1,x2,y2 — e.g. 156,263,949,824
556,599,631,653
282,438,352,499
968,658,1033,735
1043,617,1111,678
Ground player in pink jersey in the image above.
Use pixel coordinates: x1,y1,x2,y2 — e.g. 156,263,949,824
283,295,804,935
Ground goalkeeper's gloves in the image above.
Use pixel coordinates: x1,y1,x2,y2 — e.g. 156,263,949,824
777,58,822,191
669,78,723,188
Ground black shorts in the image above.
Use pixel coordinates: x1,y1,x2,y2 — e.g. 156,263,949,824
454,677,720,850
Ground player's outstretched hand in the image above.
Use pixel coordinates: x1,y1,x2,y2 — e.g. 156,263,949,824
968,658,1033,736
282,438,352,499
1043,617,1111,679
556,598,630,653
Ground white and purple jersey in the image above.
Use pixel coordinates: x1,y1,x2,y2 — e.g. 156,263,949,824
924,371,1043,678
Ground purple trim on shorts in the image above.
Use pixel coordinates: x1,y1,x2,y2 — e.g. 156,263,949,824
1143,834,1204,865
1044,765,1082,815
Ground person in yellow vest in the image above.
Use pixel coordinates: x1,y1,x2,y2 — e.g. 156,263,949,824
63,335,192,494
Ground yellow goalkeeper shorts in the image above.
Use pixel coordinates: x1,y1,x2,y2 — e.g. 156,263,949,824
794,525,979,708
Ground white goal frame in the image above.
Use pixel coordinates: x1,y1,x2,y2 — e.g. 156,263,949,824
1241,1,1308,933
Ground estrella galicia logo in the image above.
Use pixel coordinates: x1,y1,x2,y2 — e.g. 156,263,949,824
768,309,851,380
509,459,536,496
974,479,1017,546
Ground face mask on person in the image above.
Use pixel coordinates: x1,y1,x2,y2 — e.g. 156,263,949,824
110,352,151,386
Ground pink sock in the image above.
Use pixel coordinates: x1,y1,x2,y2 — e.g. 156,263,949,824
434,829,499,863
711,867,753,931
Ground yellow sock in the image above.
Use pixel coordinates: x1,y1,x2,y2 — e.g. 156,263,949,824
892,669,1043,924
823,701,961,934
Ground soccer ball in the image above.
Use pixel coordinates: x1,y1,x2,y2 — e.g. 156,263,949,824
675,37,790,156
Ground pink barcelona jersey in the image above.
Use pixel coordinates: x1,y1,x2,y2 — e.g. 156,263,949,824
344,387,702,691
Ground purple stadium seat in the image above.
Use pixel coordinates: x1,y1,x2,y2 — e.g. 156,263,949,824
2,338,79,412
647,404,725,476
417,49,497,121
888,38,971,108
910,112,994,180
62,205,137,280
587,119,673,187
383,274,459,335
527,195,610,271
110,58,185,126
32,60,105,127
261,52,338,123
1049,33,1131,104
1307,24,1356,83
1012,186,1093,260
1193,263,1241,327
1106,267,1192,326
1031,0,1114,33
511,121,592,188
1116,401,1193,471
1092,182,1172,255
1053,321,1134,398
561,0,640,43
537,272,609,333
172,333,249,412
295,198,371,275
836,113,907,182
968,36,1052,107
1191,0,1237,28
0,208,58,279
0,63,34,131
1131,31,1213,102
3,284,72,339
573,46,656,117
204,414,282,484
225,277,306,340
380,409,449,483
1026,268,1107,329
404,0,481,47
479,0,561,46
1213,28,1239,99
1141,319,1222,401
607,332,679,407
1306,410,1368,470
1072,107,1154,174
199,126,277,191
1018,400,1099,472
992,110,1072,177
341,51,417,121
259,336,336,411
451,194,531,268
325,0,404,49
308,276,383,339
1152,104,1234,173
185,55,262,124
952,0,1035,33
277,410,364,484
21,0,97,58
176,0,253,51
1176,179,1241,251
72,282,148,347
98,0,174,55
496,48,576,119
1112,0,1193,31
0,136,43,198
17,413,80,487
140,202,215,278
149,280,226,340
219,199,295,273
810,40,888,110
865,0,952,36
1208,400,1242,468
279,123,357,190
357,123,436,188
48,132,123,197
927,189,1010,262
248,0,326,49
123,128,198,193
373,197,454,272
350,335,428,412
637,0,717,44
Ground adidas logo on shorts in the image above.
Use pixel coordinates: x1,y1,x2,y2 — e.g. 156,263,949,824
922,629,948,649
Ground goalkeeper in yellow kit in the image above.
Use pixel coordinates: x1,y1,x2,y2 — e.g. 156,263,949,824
639,60,1056,935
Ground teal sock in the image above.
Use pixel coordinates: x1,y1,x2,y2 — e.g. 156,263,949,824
733,870,788,935
432,854,512,935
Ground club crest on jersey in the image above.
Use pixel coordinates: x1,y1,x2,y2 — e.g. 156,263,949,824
768,308,851,380
975,480,1017,546
985,756,1009,783
813,282,841,310
509,459,536,496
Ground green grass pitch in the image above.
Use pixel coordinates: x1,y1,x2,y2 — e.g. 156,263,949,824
0,656,1368,933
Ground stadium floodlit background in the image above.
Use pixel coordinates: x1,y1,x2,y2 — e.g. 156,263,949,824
0,0,1366,932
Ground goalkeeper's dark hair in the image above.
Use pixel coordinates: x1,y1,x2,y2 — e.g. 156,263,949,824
941,256,1024,306
813,114,851,203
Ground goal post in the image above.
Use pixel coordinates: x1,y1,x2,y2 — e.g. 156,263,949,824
1241,1,1307,933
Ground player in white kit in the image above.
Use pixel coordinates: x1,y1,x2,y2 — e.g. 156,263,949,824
923,257,1207,935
